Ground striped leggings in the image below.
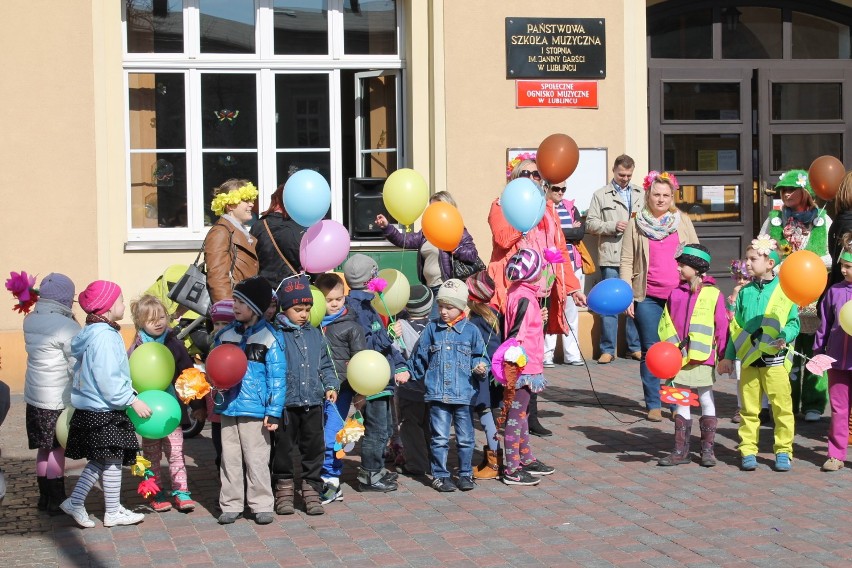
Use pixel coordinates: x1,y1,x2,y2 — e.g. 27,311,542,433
68,459,122,514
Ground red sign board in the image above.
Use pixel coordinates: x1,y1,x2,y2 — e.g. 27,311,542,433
516,80,598,108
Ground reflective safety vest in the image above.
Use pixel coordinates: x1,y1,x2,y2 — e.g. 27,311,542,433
658,287,721,365
729,284,795,369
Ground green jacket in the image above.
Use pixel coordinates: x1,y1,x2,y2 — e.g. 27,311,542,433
724,276,800,361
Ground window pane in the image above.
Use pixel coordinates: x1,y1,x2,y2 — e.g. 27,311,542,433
772,134,842,171
200,0,256,54
276,152,331,206
275,74,330,148
677,184,741,223
722,7,781,59
201,74,257,149
663,83,740,121
772,83,842,121
360,151,397,178
664,134,740,171
126,0,183,53
344,0,397,55
130,152,187,228
359,74,396,176
793,11,851,59
129,73,185,149
274,0,329,55
202,153,258,225
649,10,712,59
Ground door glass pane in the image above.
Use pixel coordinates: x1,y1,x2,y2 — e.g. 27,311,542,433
200,0,256,54
128,73,185,149
202,153,258,225
772,134,842,171
359,75,397,177
276,152,331,200
793,11,851,59
677,184,741,223
274,0,328,55
722,7,781,59
201,74,257,149
360,151,397,178
772,83,842,120
275,74,330,148
663,134,741,172
126,0,183,53
663,83,740,121
649,10,711,59
344,0,397,55
130,152,187,228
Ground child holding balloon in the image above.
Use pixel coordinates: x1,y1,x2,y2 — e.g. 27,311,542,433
61,281,151,528
205,299,235,469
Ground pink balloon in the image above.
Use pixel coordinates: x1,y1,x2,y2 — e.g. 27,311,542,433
299,220,351,273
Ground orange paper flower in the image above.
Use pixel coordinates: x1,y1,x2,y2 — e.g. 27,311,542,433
175,367,211,403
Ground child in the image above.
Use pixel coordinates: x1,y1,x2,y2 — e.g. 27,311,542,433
657,244,727,467
718,235,800,472
466,272,505,480
204,299,235,468
342,254,410,492
22,273,80,513
213,277,286,525
409,279,489,492
128,294,199,512
727,260,751,424
61,281,150,528
314,272,366,503
271,275,339,516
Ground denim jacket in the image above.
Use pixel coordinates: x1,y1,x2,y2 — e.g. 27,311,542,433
409,317,489,405
277,317,339,408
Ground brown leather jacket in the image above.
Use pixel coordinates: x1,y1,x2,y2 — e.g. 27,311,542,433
205,218,259,304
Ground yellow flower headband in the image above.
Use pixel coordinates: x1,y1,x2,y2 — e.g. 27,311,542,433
210,183,259,216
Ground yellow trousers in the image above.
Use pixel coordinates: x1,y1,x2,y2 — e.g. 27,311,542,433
738,365,795,457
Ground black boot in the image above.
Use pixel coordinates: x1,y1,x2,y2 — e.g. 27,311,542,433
658,415,692,466
36,476,48,511
699,416,718,467
528,393,552,437
46,477,67,515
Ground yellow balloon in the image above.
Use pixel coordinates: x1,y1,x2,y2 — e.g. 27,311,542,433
347,349,391,396
309,286,327,327
383,169,429,225
370,269,410,317
840,300,852,335
56,406,75,448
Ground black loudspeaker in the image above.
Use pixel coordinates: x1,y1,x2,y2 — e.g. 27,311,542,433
348,177,398,240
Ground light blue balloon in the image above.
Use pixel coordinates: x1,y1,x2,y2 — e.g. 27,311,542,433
500,178,546,233
283,170,331,227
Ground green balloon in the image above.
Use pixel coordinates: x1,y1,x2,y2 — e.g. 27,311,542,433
130,342,175,392
309,286,327,327
127,390,182,439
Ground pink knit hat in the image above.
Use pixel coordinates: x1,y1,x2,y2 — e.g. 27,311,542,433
210,299,235,323
78,280,122,315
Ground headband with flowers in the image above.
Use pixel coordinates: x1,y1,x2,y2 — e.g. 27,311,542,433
750,234,782,264
642,170,680,192
210,182,259,216
506,152,537,180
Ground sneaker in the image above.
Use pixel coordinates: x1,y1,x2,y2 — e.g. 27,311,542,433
149,491,172,512
60,498,95,528
502,468,540,486
218,512,242,524
741,455,757,471
774,452,792,472
542,360,556,368
320,480,343,504
381,471,399,483
822,457,845,472
255,512,274,525
804,411,822,422
431,477,457,492
358,478,398,492
564,360,584,366
103,506,145,527
172,490,196,512
521,459,556,476
456,476,475,491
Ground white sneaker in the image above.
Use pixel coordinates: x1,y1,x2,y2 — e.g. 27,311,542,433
804,411,822,422
60,498,95,528
103,506,145,527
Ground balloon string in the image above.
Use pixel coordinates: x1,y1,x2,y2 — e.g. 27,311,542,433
320,327,344,385
376,291,406,351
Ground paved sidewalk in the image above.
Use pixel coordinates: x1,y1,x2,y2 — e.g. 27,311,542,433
2,357,852,567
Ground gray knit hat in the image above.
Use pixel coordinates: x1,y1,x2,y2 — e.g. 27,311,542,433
39,273,75,308
342,254,378,290
436,279,469,311
406,285,434,317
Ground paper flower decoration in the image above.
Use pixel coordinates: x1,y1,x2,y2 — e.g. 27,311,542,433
779,243,793,258
366,278,387,293
504,345,528,367
659,386,699,406
137,477,161,500
131,455,161,498
175,367,211,404
543,247,564,265
131,456,152,478
643,170,680,192
506,152,537,180
750,234,777,257
729,259,749,280
5,271,38,314
805,354,836,375
210,182,259,216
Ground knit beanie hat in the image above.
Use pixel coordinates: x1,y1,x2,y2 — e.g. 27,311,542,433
342,254,378,290
233,276,273,316
78,280,122,315
39,273,75,308
210,299,235,323
675,243,711,275
276,275,313,310
406,285,434,317
505,249,543,283
775,169,813,197
436,279,469,311
466,271,495,303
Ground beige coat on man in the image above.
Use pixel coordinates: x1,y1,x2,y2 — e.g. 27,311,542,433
585,182,645,267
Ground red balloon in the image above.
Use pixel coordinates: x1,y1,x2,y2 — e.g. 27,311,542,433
646,342,683,380
206,344,248,389
536,133,580,183
808,155,845,201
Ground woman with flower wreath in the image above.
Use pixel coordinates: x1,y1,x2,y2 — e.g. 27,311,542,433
206,179,260,304
620,171,698,422
758,170,832,423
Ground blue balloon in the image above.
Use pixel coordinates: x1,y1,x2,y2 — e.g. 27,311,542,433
283,170,331,227
500,178,546,233
587,278,634,316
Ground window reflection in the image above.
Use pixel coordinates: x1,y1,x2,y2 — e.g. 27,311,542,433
722,7,782,59
344,0,397,55
772,83,842,121
664,83,740,121
130,152,188,228
200,0,256,54
201,74,257,149
772,134,842,171
275,74,330,148
202,153,258,225
274,0,329,55
677,184,741,223
126,0,183,53
793,11,851,59
649,10,712,59
664,134,741,172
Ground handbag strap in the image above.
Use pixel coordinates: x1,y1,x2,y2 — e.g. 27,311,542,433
263,219,298,276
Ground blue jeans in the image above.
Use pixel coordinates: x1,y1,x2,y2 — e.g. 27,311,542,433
634,296,667,410
599,266,640,355
428,403,475,479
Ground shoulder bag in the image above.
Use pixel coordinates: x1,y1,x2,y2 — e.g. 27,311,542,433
451,254,487,280
168,226,233,315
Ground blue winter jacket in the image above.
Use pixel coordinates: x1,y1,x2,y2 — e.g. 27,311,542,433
346,290,409,393
213,319,287,420
277,317,339,408
70,323,136,412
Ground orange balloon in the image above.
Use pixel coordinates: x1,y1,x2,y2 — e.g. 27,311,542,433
422,202,463,252
536,133,580,183
808,155,845,201
779,250,827,307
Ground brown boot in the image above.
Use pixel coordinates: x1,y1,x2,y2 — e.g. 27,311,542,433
699,416,718,467
658,415,692,466
273,479,294,515
301,481,324,516
473,446,500,480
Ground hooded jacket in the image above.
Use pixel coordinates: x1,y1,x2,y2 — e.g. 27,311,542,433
70,323,136,412
23,299,81,410
278,319,339,407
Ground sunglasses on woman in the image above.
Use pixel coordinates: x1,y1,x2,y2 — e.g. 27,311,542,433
550,186,566,193
518,170,542,180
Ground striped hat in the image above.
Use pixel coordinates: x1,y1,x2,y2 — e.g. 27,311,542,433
466,272,495,303
78,280,122,315
505,249,543,283
210,299,235,323
406,285,434,317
